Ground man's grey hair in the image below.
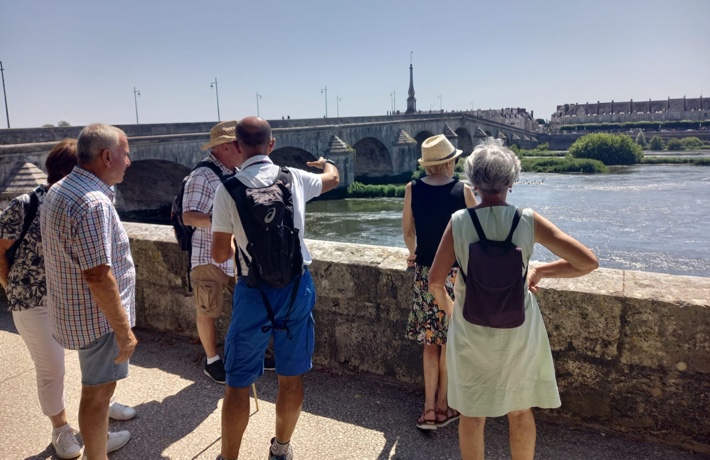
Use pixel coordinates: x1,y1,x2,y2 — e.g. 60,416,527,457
464,137,520,194
76,123,123,165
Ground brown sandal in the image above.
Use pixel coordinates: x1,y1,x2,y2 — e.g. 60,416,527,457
416,408,438,430
435,407,460,428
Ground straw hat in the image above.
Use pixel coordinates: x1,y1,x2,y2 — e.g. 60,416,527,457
418,134,463,166
201,120,237,151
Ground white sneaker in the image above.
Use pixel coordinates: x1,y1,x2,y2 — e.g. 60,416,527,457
107,430,131,454
52,424,82,459
108,401,137,420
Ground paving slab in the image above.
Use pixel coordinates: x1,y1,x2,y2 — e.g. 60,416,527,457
1,309,706,460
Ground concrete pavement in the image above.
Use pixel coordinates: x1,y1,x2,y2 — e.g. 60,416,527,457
1,309,706,460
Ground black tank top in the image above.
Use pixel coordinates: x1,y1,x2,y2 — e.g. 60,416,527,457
411,179,467,267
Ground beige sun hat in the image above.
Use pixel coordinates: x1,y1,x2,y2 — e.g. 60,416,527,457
418,134,463,166
201,120,237,151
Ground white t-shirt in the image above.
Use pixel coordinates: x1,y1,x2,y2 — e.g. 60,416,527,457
212,155,323,274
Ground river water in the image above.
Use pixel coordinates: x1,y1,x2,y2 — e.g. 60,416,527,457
305,164,710,278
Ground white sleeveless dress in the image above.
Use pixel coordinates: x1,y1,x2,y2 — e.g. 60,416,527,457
447,206,561,417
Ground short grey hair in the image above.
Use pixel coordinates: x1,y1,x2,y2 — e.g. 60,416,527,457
76,123,123,165
464,137,520,194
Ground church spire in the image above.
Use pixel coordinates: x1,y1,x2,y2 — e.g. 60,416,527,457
406,52,417,114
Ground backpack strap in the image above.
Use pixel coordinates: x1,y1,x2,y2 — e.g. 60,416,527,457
505,208,522,244
193,159,231,182
468,208,488,244
8,191,39,260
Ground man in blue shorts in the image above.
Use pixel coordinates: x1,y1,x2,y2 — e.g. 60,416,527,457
211,117,339,460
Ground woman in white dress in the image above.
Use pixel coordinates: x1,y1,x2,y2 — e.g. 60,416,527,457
428,138,598,460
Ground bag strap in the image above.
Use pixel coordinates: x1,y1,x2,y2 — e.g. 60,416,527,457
505,208,522,244
8,191,39,257
193,159,231,182
257,272,302,340
468,208,488,244
223,176,255,259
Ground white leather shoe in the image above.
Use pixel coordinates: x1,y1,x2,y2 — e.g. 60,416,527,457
52,424,82,459
108,401,136,421
106,430,131,453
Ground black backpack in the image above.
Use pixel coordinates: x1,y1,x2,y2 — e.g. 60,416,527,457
170,160,230,252
5,191,39,270
223,167,303,289
224,166,304,340
458,207,528,328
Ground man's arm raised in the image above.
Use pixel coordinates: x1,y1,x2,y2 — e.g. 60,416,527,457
306,157,340,193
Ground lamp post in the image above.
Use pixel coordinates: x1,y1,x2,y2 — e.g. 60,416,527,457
321,86,328,118
256,92,262,117
0,61,9,128
337,96,341,117
210,78,220,122
438,94,443,112
133,87,141,124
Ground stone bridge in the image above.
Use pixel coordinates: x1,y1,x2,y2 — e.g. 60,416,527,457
0,114,538,219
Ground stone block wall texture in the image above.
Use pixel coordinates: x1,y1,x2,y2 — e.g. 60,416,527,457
125,222,709,453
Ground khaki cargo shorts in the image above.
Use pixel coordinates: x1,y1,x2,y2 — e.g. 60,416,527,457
191,264,236,318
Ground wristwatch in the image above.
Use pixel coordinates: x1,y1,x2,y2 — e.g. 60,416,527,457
324,159,336,166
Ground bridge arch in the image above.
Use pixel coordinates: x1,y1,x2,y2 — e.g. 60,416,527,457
353,137,393,179
270,146,318,169
454,127,473,156
116,159,189,224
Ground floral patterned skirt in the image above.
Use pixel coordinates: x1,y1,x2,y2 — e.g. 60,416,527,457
405,264,457,345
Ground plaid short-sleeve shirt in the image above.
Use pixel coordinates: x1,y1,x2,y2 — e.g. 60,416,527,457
182,152,235,276
40,167,136,350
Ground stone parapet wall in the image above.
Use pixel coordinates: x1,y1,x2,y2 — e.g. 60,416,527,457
125,222,709,453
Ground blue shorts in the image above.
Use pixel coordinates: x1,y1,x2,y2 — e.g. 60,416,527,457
77,332,129,386
224,268,316,388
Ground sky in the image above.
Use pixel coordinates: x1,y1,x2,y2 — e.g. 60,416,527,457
1,0,709,129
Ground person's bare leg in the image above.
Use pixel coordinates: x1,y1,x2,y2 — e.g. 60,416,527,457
421,344,440,422
435,343,450,418
274,375,304,442
196,315,217,358
79,381,116,460
220,386,250,460
508,408,536,460
459,415,485,460
49,409,68,429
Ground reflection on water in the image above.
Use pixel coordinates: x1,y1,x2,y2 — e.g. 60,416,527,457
305,165,710,277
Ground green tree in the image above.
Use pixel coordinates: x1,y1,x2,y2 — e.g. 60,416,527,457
568,133,643,165
635,131,646,148
42,123,54,128
649,135,665,151
666,138,683,150
681,137,704,149
57,120,71,127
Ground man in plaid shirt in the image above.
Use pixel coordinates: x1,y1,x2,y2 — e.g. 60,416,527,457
182,121,239,384
41,123,135,458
